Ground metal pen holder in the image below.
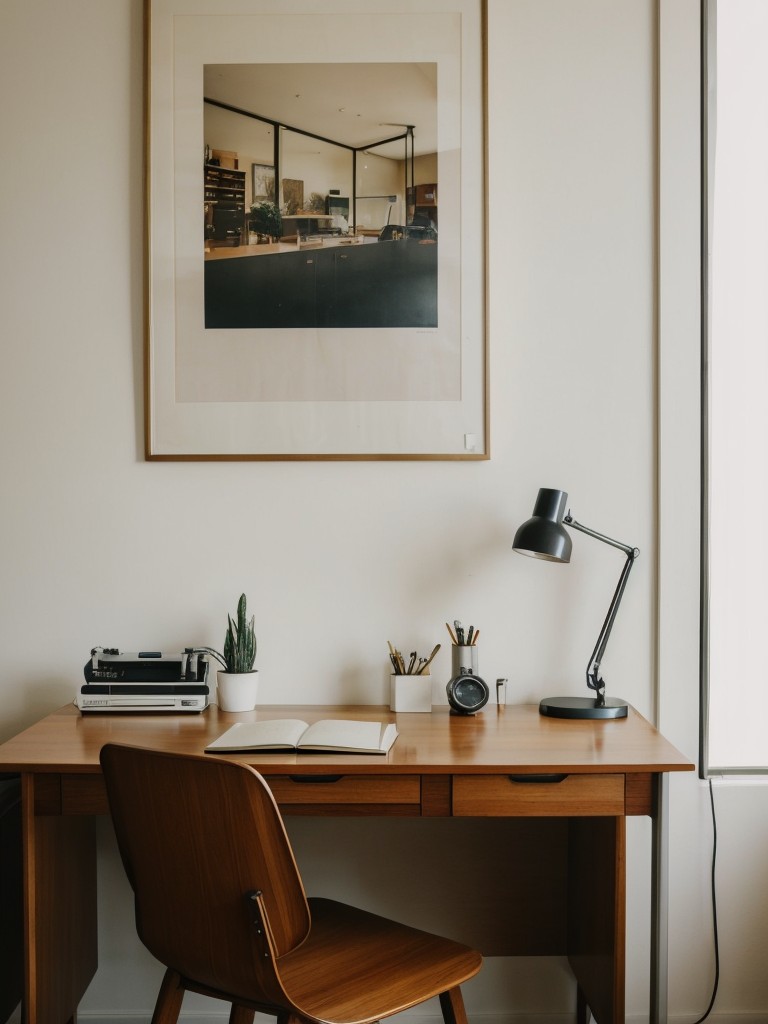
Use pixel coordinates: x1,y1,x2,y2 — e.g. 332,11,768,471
451,645,478,677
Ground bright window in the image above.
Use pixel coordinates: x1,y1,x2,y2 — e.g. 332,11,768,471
704,0,768,773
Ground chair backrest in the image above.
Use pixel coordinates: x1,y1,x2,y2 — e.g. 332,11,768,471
100,744,311,1003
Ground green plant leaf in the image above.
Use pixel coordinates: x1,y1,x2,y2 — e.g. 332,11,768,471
204,594,257,673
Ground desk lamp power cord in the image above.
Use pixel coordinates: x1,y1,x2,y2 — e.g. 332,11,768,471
692,777,719,1024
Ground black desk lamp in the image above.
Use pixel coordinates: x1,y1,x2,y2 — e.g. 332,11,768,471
512,487,639,719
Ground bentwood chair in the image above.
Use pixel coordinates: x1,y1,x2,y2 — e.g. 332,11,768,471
99,744,482,1024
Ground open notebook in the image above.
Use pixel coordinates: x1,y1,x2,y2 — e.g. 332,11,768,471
205,718,398,755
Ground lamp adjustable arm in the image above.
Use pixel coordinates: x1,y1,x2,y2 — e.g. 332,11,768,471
564,514,640,706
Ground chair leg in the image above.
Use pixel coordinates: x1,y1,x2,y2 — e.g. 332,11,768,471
439,987,469,1024
229,1006,256,1024
276,1014,304,1024
151,969,186,1024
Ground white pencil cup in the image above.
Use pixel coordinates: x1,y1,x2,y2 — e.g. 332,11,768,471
390,673,433,713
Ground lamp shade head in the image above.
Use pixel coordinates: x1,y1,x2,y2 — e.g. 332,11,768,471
512,487,572,562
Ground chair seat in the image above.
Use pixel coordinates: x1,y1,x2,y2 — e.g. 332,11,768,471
276,898,482,1024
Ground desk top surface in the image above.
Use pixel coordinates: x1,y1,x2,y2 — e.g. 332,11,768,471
0,703,693,776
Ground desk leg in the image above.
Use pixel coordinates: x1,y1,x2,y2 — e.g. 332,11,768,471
568,816,625,1024
22,775,98,1024
650,773,669,1024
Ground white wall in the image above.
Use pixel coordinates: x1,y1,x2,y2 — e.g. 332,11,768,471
1,1,765,1022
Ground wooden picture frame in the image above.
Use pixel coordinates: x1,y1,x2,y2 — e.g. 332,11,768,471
145,0,488,460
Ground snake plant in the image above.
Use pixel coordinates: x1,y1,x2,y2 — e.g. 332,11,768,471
198,593,256,673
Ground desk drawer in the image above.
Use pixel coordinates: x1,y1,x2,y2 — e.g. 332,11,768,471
452,774,625,817
267,774,421,811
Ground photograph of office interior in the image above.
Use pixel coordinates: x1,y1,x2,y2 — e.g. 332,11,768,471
2,2,768,1024
203,62,439,329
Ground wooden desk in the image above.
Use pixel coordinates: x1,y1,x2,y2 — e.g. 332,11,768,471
0,703,692,1024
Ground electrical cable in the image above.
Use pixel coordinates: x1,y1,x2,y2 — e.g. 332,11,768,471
691,778,719,1023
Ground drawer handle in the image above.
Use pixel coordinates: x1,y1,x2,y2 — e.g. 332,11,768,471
287,775,343,784
507,773,568,784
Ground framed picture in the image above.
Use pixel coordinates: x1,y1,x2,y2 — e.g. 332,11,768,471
251,162,275,203
281,178,304,216
145,0,488,460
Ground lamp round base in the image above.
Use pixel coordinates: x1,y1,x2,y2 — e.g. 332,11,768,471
539,696,629,719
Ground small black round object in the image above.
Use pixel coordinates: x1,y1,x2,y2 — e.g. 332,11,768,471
446,673,489,715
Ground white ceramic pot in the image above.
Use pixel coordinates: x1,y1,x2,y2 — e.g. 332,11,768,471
216,670,259,712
